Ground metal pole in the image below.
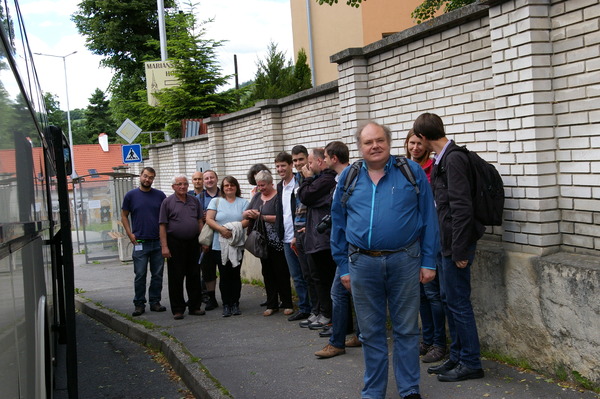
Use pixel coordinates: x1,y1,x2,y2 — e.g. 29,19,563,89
305,0,316,87
157,0,168,61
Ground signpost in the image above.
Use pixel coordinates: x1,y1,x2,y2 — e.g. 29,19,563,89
122,144,142,164
116,119,142,144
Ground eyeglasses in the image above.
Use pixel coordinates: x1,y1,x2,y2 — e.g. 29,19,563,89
223,184,236,188
173,182,189,186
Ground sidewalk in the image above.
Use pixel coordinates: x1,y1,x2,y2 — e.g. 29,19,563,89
73,255,599,399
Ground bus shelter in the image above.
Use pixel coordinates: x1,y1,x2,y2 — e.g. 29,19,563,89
72,171,137,263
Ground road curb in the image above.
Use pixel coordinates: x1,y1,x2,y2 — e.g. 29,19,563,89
75,297,231,399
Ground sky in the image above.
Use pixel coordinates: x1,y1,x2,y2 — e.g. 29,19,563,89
19,0,294,110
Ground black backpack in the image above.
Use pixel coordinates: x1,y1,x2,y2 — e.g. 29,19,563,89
341,156,419,206
449,146,505,226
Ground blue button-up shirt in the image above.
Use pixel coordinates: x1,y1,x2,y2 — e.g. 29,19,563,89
330,156,440,276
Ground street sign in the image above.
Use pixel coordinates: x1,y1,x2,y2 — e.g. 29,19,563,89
122,144,142,164
116,119,142,143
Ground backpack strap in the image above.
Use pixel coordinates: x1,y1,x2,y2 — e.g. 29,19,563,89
341,160,363,206
394,156,420,195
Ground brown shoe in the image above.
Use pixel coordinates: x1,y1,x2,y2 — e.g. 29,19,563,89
344,335,362,348
173,313,184,320
189,309,206,316
422,345,446,363
315,344,346,358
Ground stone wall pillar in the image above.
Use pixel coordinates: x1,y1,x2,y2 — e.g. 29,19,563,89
331,49,371,138
206,121,226,176
257,100,284,155
489,0,560,255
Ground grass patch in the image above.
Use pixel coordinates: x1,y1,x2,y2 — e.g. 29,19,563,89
483,350,600,394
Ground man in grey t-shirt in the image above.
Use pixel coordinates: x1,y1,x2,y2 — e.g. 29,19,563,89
159,174,204,320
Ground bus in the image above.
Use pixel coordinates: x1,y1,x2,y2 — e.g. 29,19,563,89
1,0,77,397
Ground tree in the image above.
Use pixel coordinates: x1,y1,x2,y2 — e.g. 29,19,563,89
85,89,116,143
147,7,236,135
241,43,313,108
292,48,312,93
43,92,65,130
72,0,177,123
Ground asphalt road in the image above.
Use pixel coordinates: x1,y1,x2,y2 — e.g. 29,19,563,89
53,311,192,399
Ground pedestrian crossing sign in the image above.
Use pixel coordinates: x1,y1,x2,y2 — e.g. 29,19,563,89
122,144,142,164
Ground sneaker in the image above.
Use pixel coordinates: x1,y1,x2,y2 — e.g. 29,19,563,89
132,306,145,316
222,305,232,317
419,342,431,356
231,303,241,316
150,303,166,312
309,315,331,330
403,394,421,399
422,345,446,363
299,313,318,328
344,335,362,347
315,344,345,358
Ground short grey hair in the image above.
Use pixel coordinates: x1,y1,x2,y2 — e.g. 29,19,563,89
354,121,392,148
171,174,188,185
254,170,273,184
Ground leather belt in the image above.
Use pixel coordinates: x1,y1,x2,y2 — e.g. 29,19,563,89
356,248,401,257
349,241,417,257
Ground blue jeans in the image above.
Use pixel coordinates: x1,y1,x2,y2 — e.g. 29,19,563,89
132,239,164,307
350,240,421,399
329,267,358,348
283,242,311,313
438,243,482,369
420,253,446,348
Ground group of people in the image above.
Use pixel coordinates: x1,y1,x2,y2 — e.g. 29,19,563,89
121,112,486,399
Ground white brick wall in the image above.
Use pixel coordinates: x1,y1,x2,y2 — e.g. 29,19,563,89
145,0,600,255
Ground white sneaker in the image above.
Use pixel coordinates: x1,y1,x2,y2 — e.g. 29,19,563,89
299,313,318,328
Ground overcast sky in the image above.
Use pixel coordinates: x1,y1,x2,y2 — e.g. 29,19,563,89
19,0,294,110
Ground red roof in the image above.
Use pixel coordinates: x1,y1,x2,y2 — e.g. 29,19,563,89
71,144,126,181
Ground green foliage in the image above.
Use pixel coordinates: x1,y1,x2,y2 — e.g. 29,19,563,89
72,0,175,129
85,89,117,143
43,92,65,129
316,0,476,23
148,7,235,136
241,43,313,108
74,0,235,140
411,0,476,24
316,0,364,7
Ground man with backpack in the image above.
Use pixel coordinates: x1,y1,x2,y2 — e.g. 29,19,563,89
413,112,486,383
330,121,439,399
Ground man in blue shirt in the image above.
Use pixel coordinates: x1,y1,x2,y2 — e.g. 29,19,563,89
121,167,167,317
330,122,439,399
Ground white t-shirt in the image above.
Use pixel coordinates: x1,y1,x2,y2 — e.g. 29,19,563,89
281,177,296,243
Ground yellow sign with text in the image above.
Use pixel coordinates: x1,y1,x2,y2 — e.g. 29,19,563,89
144,61,180,106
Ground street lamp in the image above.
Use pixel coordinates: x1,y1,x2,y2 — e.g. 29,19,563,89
34,51,78,178
34,51,80,250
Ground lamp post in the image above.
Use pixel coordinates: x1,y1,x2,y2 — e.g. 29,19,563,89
34,51,77,177
34,51,80,250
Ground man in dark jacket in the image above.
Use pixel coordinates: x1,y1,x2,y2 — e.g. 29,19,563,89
297,148,338,333
413,112,486,382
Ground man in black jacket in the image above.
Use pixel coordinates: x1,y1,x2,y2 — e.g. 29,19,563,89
297,148,338,334
413,112,486,382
